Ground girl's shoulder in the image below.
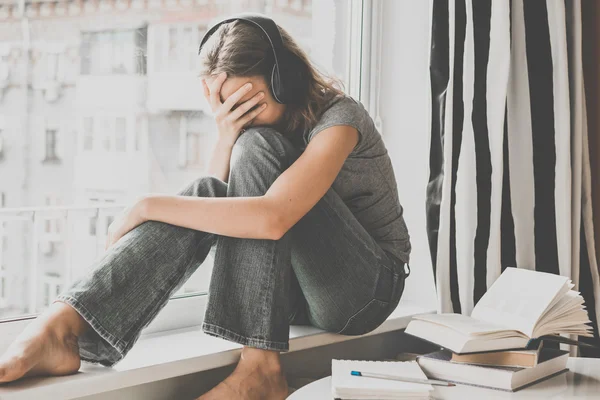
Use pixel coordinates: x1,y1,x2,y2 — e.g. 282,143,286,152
304,94,374,150
321,94,362,114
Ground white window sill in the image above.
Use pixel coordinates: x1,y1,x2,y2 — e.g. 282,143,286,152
0,301,434,400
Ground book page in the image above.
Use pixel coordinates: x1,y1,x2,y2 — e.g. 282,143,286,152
536,290,582,328
413,313,517,336
471,268,569,337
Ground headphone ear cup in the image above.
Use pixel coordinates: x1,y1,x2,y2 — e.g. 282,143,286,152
272,53,308,105
270,63,285,104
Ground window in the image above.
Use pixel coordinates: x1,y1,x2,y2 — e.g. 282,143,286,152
43,273,62,307
43,195,61,238
44,129,59,161
1,0,363,329
81,116,137,154
81,28,145,75
152,24,199,73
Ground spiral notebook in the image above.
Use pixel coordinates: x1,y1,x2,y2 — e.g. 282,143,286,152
331,359,433,400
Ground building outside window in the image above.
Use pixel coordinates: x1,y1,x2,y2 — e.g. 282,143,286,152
0,0,358,326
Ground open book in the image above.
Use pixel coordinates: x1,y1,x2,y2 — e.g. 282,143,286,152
405,268,592,354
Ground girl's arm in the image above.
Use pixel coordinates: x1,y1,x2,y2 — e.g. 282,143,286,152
207,139,234,182
203,74,265,183
141,125,359,240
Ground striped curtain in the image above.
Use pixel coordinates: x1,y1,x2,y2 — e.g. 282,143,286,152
427,0,600,352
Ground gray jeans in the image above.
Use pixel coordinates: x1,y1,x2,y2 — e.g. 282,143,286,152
56,127,407,367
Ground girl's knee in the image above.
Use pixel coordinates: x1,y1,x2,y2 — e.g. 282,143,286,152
178,176,227,197
232,127,299,166
228,128,299,196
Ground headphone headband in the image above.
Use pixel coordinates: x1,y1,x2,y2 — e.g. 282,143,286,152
199,13,283,70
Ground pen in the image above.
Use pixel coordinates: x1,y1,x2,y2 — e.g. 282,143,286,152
351,370,455,387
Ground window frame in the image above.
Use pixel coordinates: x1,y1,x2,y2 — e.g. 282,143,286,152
0,0,370,340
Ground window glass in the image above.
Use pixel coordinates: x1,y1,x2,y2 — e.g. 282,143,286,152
0,0,354,320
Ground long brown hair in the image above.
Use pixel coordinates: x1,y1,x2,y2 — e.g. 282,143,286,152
198,20,344,135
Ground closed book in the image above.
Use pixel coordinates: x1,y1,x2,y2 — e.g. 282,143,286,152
417,348,568,392
450,341,543,368
405,268,592,354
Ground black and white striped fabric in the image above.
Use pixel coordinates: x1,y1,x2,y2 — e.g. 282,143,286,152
427,0,599,350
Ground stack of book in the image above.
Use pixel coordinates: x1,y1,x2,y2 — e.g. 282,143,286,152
406,268,593,392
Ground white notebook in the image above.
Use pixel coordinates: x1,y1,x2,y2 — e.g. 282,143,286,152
331,359,433,400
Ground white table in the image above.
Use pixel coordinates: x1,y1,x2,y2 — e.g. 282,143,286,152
288,357,600,399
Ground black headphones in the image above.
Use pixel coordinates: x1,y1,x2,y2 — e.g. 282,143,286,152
198,13,308,105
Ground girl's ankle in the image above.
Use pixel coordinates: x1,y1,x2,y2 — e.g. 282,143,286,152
240,347,282,372
43,302,90,338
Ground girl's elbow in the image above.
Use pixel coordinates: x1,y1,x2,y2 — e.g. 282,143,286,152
265,213,290,240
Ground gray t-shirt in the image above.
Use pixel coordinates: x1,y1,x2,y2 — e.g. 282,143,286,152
301,96,411,264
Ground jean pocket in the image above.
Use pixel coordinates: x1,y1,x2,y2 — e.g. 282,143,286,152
336,298,391,336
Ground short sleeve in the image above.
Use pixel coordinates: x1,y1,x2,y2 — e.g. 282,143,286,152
303,96,374,153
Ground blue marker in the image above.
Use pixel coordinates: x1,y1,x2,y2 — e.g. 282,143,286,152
350,370,455,387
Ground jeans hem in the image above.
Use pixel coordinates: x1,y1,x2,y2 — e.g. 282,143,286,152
55,295,127,367
202,322,289,352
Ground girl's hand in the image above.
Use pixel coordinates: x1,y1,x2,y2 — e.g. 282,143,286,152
105,199,148,250
202,72,268,146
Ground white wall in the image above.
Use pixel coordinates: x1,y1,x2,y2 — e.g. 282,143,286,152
380,0,436,309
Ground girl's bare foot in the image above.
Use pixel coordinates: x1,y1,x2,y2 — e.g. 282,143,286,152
0,302,88,383
198,347,288,400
